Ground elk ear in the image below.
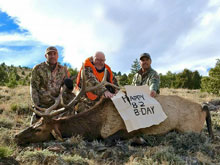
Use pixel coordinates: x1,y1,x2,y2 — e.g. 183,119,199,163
51,125,63,142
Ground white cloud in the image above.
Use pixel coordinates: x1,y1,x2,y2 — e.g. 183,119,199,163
0,47,9,52
0,0,123,69
0,47,44,67
0,32,32,42
208,0,220,7
0,0,219,75
0,33,46,66
155,0,220,75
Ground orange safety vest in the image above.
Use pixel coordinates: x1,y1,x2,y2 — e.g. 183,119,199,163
76,57,114,100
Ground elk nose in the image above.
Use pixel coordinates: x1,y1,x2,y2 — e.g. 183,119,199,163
14,134,19,142
14,134,23,145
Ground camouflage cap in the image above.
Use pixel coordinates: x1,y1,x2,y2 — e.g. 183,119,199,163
140,53,151,60
45,46,58,54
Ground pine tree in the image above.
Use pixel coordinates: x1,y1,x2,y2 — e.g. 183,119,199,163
201,59,220,95
191,71,201,89
0,65,8,85
117,71,121,76
129,58,141,83
160,71,177,88
130,59,140,75
119,74,129,86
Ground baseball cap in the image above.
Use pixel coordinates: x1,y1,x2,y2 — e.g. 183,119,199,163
140,53,151,60
45,46,58,54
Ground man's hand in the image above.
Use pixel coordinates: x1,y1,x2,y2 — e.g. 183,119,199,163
104,91,115,98
150,90,157,97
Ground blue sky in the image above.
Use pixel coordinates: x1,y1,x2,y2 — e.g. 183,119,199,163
0,10,65,68
0,0,220,76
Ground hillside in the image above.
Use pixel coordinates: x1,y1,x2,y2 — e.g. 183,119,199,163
0,85,220,164
0,63,32,87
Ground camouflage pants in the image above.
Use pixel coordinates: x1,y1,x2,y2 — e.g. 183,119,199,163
75,97,100,113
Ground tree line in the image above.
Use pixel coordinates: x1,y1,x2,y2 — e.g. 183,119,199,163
0,59,219,96
115,59,220,96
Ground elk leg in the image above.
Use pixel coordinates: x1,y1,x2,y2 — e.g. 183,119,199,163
205,110,214,139
104,130,127,146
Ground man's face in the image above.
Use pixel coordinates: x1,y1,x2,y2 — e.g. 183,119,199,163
93,53,106,70
45,51,58,65
140,57,151,71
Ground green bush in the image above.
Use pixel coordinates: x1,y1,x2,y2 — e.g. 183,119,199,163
0,118,14,129
0,63,31,87
0,146,13,158
21,149,61,164
10,103,18,112
6,80,18,88
10,103,30,115
201,59,220,95
63,154,88,165
0,128,15,146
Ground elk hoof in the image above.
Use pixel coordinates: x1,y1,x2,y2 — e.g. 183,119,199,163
130,137,147,146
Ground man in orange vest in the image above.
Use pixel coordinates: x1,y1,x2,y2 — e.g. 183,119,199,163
75,51,118,112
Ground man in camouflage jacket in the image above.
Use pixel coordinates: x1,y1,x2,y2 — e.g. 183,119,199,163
75,51,118,112
132,53,160,97
30,46,74,124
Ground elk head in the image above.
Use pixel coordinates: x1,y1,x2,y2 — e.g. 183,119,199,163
15,118,56,145
15,64,120,145
15,84,69,145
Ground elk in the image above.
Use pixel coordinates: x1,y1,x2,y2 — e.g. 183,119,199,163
15,66,214,145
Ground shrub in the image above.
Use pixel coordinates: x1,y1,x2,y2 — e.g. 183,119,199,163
10,103,31,115
0,118,14,129
0,128,15,146
20,149,65,164
10,103,18,112
152,147,185,164
6,80,18,88
63,154,89,165
127,156,155,165
201,59,220,95
0,146,13,158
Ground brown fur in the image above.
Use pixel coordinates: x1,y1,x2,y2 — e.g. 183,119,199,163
15,94,211,144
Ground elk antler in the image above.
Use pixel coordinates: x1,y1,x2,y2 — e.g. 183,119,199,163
30,63,120,118
61,64,120,109
85,68,120,92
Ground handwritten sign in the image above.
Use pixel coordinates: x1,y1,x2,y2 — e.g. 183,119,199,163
111,85,167,132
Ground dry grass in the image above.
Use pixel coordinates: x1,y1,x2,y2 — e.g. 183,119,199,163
0,86,220,164
160,88,220,104
0,86,31,113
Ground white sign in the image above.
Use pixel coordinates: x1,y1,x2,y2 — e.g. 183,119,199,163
111,85,167,132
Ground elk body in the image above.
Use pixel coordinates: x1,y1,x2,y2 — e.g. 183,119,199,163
15,94,213,145
15,67,213,145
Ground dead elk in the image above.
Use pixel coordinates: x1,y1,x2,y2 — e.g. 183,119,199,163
15,96,214,145
15,69,214,145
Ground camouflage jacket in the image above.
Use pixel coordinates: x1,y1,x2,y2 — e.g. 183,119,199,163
132,67,160,94
30,62,69,108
